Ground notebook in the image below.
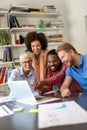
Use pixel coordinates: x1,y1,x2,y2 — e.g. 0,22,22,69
7,81,59,105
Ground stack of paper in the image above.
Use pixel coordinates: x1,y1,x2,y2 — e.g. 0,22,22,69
0,105,14,117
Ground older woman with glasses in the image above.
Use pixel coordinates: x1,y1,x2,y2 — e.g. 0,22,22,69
8,52,38,94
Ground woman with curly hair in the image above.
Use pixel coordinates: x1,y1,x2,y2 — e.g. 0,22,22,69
25,31,48,83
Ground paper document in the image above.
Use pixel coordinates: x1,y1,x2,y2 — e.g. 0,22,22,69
38,100,87,128
0,105,14,117
0,95,15,104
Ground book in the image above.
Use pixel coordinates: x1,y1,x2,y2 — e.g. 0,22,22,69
47,34,63,42
0,68,2,76
5,67,12,82
0,48,4,62
41,5,56,13
6,47,12,62
13,16,20,27
28,8,40,12
9,16,17,28
2,67,8,83
0,67,6,83
11,34,16,45
3,48,7,62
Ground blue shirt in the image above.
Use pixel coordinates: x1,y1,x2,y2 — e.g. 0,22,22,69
66,55,87,92
8,67,37,93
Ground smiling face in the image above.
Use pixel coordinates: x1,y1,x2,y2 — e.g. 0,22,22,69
47,54,61,72
20,56,32,74
58,50,74,67
31,40,42,56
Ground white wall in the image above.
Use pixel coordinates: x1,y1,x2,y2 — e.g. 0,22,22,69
1,0,87,54
0,0,28,8
64,0,87,54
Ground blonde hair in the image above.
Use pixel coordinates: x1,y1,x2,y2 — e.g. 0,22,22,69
19,52,32,62
56,42,78,53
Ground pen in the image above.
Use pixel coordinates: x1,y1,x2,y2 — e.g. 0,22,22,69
2,106,9,114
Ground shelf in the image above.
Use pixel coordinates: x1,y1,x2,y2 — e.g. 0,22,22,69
0,11,8,16
11,42,62,49
48,41,63,46
0,44,12,48
9,11,62,18
10,27,61,33
48,41,63,50
12,44,25,47
0,61,13,68
11,42,63,48
0,27,9,30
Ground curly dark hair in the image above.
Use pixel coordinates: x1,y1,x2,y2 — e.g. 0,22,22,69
24,31,48,52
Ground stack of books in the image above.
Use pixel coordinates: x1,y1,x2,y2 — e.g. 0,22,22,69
9,4,40,13
47,34,63,42
50,20,64,28
41,5,56,13
0,67,12,84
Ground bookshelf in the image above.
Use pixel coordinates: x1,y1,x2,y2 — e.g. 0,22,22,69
0,10,13,94
8,10,64,63
0,6,64,95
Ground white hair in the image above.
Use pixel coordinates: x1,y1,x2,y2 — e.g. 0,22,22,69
19,52,32,62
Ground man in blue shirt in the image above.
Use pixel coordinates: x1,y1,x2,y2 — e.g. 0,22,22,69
56,42,87,97
8,52,37,93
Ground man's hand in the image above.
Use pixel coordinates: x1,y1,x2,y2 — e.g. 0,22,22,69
36,81,45,91
61,88,71,97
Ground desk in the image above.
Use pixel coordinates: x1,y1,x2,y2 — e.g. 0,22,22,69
0,93,87,130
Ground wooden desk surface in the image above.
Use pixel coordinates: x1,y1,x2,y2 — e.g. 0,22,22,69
0,93,87,130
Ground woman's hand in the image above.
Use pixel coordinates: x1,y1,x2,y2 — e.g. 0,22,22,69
36,81,44,91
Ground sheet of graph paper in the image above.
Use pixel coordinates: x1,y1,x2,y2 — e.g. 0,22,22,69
38,100,87,128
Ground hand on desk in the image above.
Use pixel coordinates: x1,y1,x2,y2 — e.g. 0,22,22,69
36,81,72,98
60,88,71,97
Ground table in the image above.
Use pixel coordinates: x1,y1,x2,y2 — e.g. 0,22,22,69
0,93,87,130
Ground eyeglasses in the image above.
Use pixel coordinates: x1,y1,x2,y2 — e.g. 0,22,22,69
22,60,32,64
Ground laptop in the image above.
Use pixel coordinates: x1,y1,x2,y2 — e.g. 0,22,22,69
7,81,59,105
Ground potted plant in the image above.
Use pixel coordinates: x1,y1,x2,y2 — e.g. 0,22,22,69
0,30,11,45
